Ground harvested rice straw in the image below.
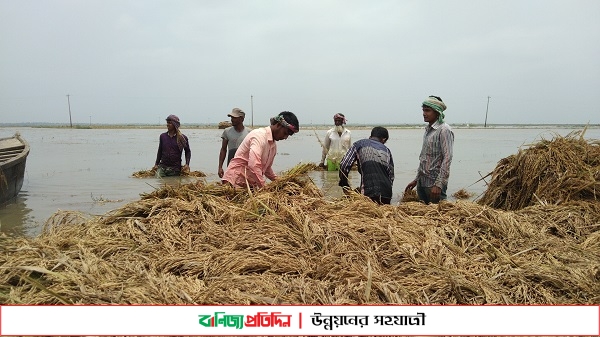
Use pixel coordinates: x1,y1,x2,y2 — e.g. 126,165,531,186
282,162,320,176
0,163,599,306
182,170,207,177
131,169,155,178
452,188,475,200
478,130,600,210
132,169,206,178
401,189,419,202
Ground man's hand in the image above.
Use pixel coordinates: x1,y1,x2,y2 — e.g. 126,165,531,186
339,178,349,188
318,162,326,169
218,167,224,178
182,164,190,173
342,186,352,196
405,180,417,192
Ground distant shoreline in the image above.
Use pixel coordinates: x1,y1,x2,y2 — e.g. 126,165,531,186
1,123,599,130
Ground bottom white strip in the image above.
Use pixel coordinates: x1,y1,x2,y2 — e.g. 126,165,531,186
1,305,598,336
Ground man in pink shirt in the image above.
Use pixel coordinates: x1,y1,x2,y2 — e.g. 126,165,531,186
222,111,299,188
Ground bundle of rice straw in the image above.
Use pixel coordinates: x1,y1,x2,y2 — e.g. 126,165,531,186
452,188,474,200
218,121,232,129
401,189,419,202
478,129,600,210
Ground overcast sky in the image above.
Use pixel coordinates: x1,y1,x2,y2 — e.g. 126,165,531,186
1,0,599,126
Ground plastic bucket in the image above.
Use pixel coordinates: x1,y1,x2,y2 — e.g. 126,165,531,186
327,159,340,171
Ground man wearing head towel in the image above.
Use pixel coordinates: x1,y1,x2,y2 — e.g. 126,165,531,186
405,96,454,204
218,107,251,178
222,111,300,189
319,113,352,171
152,114,191,177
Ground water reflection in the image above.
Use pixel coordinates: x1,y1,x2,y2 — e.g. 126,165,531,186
145,175,206,190
0,193,34,236
308,170,360,200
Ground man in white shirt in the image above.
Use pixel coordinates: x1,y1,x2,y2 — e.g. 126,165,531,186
319,113,351,171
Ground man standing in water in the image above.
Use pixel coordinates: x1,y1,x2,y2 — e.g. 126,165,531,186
405,95,454,204
222,111,299,189
218,108,251,178
153,114,191,177
339,126,394,205
319,113,351,171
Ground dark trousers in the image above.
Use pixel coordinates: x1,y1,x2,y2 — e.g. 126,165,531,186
155,166,181,177
416,183,447,204
369,195,391,205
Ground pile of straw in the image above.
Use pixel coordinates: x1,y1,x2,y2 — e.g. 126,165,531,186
1,162,599,305
132,169,206,178
478,130,600,210
401,189,419,202
452,188,475,200
218,121,232,129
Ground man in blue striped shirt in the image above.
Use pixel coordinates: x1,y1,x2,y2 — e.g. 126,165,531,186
339,127,394,205
405,96,454,204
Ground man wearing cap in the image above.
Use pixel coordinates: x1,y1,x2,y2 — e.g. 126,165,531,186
405,95,454,204
319,113,351,171
218,108,251,178
152,114,191,177
222,111,299,189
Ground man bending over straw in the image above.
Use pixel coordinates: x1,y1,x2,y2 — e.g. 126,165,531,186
222,111,300,189
339,126,394,205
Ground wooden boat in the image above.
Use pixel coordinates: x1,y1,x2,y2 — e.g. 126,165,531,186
0,133,30,204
